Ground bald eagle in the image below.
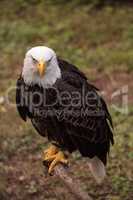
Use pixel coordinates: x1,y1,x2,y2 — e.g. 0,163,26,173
16,46,114,183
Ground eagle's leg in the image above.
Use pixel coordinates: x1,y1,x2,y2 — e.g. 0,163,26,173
42,144,58,163
48,151,68,174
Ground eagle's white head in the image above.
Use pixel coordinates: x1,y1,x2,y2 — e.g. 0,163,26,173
22,46,61,88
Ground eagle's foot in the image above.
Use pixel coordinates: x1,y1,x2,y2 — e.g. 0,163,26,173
42,144,58,163
48,151,68,174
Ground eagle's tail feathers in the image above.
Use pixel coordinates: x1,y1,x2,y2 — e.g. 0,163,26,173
88,156,106,184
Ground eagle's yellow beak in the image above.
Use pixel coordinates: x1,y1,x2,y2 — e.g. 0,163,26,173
37,60,46,77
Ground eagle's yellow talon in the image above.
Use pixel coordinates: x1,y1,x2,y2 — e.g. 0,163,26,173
48,151,68,174
42,145,58,162
44,155,56,162
42,145,68,174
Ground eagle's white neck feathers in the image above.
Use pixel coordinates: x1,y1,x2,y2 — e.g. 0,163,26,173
22,46,61,88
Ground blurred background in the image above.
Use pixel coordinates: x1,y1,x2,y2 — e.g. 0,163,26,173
0,1,133,199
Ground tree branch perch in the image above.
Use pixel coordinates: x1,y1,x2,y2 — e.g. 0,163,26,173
44,163,93,200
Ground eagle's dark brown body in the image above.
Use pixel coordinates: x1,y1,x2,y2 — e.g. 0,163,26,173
16,58,114,165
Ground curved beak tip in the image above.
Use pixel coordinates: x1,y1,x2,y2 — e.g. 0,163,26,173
37,61,46,77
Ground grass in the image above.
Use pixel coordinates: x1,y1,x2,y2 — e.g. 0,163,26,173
0,4,133,92
0,2,133,200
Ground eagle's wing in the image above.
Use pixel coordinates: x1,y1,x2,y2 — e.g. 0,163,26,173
58,57,99,90
16,76,29,121
56,59,114,145
58,59,112,124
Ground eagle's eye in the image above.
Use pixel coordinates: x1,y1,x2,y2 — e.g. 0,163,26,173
32,57,37,64
47,57,52,64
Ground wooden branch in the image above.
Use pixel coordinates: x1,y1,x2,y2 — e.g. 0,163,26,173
44,163,93,200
